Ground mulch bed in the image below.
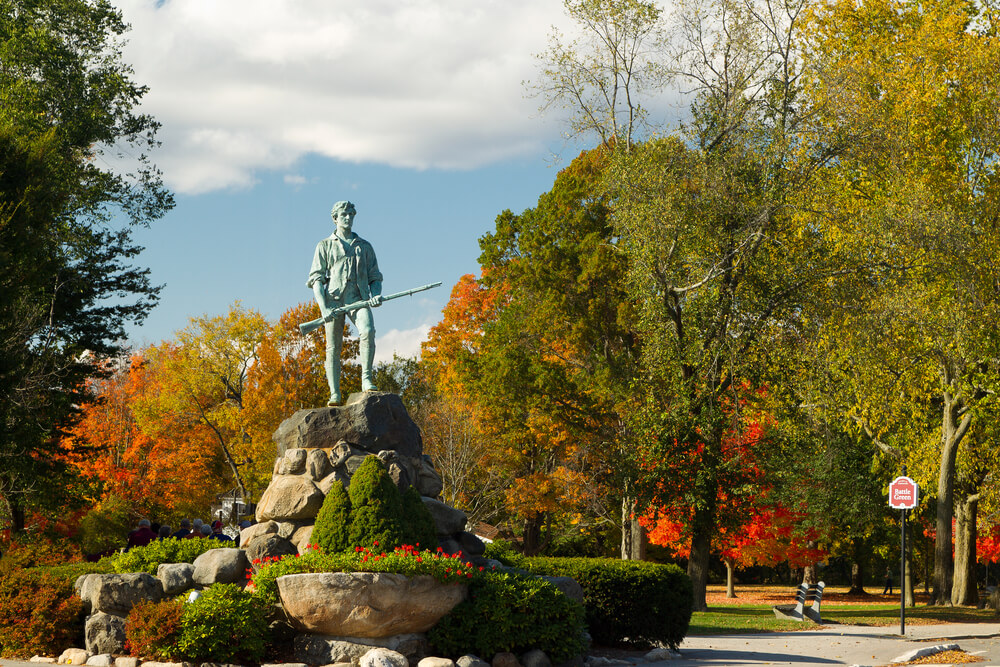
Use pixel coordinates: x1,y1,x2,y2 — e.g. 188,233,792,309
706,584,932,606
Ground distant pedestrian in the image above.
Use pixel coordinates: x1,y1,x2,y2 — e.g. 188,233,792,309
199,524,212,537
883,568,893,595
126,519,157,549
171,518,191,539
209,520,232,542
157,524,172,540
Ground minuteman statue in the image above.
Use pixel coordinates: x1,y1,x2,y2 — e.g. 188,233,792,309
307,200,383,405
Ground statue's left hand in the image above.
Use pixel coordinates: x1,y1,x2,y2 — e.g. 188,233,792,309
368,295,383,308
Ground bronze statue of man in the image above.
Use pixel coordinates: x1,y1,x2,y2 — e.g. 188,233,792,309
307,200,383,405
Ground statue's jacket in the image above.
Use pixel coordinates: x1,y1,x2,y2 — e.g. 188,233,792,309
308,232,383,302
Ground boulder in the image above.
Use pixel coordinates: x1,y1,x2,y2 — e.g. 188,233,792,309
245,534,298,567
58,649,90,665
291,524,316,554
272,393,422,459
414,456,443,499
520,651,550,667
317,469,351,495
492,653,521,667
278,572,466,637
361,648,409,667
240,520,279,546
421,497,467,536
193,547,250,586
307,448,332,480
114,658,139,667
457,657,490,667
256,475,325,522
418,658,456,667
456,531,486,557
84,655,113,667
285,448,308,474
85,612,125,655
79,573,162,616
293,633,428,666
157,563,195,596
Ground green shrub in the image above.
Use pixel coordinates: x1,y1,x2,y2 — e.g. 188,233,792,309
311,455,439,553
77,495,131,556
428,570,586,663
522,557,693,649
312,480,352,553
401,486,437,550
0,566,85,658
176,584,267,663
483,540,527,569
348,457,406,548
125,598,183,659
107,537,224,574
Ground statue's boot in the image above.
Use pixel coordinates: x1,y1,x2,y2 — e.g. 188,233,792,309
360,336,378,392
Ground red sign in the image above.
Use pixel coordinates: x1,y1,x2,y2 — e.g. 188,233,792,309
889,476,919,509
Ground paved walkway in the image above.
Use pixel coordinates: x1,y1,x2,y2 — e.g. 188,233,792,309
663,622,1000,666
2,623,997,667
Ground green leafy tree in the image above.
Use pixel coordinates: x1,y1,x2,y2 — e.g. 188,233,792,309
0,0,172,532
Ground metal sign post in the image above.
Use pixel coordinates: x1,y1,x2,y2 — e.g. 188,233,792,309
889,468,919,636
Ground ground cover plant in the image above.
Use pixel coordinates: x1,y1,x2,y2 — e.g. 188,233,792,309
104,537,225,574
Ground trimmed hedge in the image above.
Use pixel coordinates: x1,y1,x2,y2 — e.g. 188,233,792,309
428,570,586,662
105,537,225,574
522,556,693,649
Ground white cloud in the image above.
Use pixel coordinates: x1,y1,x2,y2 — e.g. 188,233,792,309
375,324,432,365
116,0,570,194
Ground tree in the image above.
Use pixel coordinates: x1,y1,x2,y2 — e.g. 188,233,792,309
477,146,641,556
0,0,172,532
530,0,670,148
133,304,269,503
61,355,223,520
798,0,1000,605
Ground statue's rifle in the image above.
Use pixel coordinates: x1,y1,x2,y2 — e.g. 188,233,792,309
298,281,442,336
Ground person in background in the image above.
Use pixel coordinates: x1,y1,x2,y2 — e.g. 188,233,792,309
157,524,172,540
126,519,156,549
209,520,233,542
171,518,191,539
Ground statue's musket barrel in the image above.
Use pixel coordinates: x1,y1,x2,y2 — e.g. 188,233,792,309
298,281,443,336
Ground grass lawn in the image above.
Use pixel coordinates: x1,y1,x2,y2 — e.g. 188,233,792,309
687,584,998,635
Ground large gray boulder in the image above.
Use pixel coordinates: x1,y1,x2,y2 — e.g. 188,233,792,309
193,547,250,586
277,572,466,637
421,497,467,536
361,648,409,667
272,392,422,459
78,573,162,616
293,634,428,666
85,612,126,654
256,474,325,522
156,563,195,596
245,533,299,567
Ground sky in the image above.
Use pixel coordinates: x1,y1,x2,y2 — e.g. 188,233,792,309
112,0,680,362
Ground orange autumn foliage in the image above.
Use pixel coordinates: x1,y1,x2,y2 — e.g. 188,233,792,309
63,355,222,517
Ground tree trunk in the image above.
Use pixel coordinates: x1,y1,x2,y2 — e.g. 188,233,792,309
522,514,544,556
725,558,736,598
848,540,866,594
688,496,716,612
932,377,970,605
620,497,647,561
904,545,915,607
803,542,820,585
951,495,978,606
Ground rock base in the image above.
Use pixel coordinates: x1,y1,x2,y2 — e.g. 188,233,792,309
293,633,428,666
